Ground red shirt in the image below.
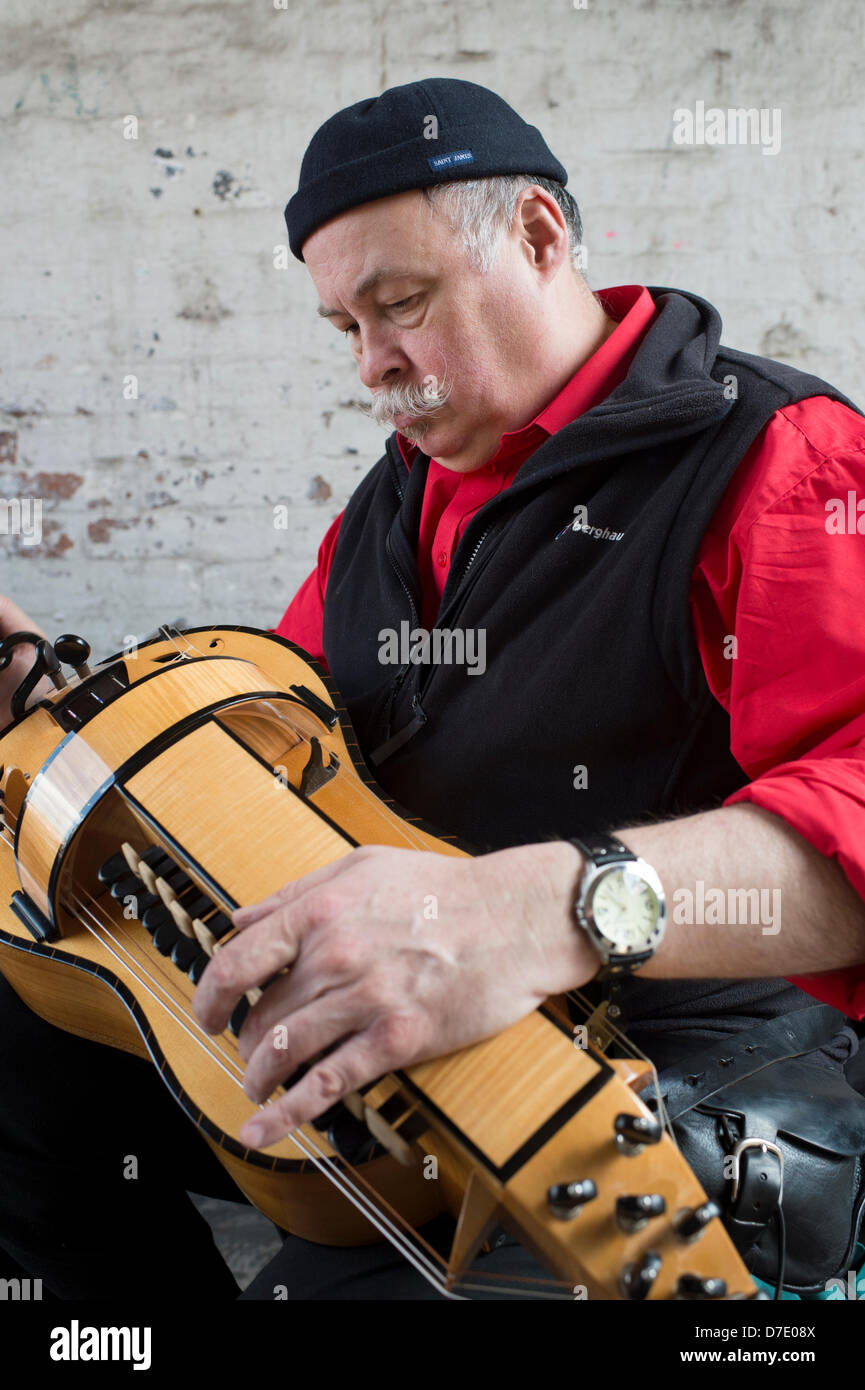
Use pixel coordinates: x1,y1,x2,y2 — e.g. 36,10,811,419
275,285,865,1018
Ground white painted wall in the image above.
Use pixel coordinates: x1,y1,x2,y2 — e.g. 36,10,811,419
2,0,861,657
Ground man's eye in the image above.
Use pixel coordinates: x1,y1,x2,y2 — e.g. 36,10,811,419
342,324,359,337
388,295,419,312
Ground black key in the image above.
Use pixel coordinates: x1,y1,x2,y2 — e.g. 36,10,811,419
207,911,234,940
142,901,173,933
146,851,177,878
228,997,250,1037
110,874,142,903
188,952,209,985
181,894,214,922
98,851,130,886
135,891,161,917
171,936,200,972
310,1100,345,1133
150,870,193,901
148,855,190,891
152,921,180,956
142,845,168,869
326,1107,377,1164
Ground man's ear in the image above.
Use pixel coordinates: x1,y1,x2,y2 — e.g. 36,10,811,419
514,187,569,277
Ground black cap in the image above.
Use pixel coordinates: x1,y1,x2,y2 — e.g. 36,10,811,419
285,76,569,262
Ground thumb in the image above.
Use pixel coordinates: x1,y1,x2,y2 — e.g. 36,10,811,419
0,595,47,642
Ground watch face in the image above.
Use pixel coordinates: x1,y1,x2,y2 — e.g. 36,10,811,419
590,866,662,953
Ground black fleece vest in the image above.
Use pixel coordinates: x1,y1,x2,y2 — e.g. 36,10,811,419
322,287,863,1061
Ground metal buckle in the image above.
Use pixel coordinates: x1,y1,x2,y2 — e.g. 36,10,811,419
730,1137,784,1204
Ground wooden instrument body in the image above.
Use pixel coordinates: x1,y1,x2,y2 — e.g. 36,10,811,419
0,626,758,1298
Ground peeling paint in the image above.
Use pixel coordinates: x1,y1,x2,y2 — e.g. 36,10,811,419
88,516,140,543
308,475,332,503
16,519,73,559
9,471,83,500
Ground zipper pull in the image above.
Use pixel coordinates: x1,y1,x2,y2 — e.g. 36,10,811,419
369,694,428,766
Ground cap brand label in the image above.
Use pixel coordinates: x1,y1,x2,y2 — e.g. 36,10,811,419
427,149,475,170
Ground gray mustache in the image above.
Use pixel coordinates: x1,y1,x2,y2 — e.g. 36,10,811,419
358,372,453,428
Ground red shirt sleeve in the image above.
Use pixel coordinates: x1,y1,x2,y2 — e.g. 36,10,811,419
691,396,865,1016
273,510,344,672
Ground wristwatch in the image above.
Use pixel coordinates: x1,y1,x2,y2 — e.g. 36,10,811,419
569,832,666,979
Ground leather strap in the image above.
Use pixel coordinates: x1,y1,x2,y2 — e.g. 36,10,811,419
726,1143,784,1262
652,1003,849,1123
569,832,634,865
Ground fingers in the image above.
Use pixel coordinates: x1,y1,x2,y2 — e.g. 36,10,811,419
197,851,369,1032
231,849,357,930
240,992,366,1107
193,910,303,1033
239,1027,390,1148
235,972,298,1063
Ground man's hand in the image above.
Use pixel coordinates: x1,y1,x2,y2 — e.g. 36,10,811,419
192,840,592,1149
0,595,50,729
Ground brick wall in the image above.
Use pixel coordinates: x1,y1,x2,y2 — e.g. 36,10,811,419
2,0,862,657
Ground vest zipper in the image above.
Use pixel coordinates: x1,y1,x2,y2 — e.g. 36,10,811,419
382,529,418,737
460,524,492,584
374,463,494,761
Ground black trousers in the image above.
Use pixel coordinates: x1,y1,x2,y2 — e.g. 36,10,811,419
0,971,546,1300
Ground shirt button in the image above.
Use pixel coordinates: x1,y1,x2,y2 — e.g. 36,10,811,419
437,550,448,566
483,462,496,474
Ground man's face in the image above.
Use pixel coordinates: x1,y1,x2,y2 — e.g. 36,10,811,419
303,188,551,472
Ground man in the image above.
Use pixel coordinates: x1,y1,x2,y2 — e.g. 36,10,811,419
2,76,865,1300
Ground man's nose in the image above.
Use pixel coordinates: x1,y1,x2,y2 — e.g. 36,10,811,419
356,329,408,391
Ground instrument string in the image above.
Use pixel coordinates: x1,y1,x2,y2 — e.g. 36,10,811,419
0,628,585,1298
0,844,600,1296
157,625,198,660
56,888,564,1297
60,890,470,1294
566,986,675,1140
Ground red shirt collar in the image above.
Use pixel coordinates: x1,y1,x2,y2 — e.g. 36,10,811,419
396,285,656,469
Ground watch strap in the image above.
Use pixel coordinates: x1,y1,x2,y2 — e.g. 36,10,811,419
569,832,634,867
597,949,654,979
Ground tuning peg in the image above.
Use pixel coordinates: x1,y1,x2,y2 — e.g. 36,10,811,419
36,640,68,691
547,1180,598,1220
614,1112,663,1154
619,1251,662,1300
54,634,92,679
676,1274,727,1300
674,1200,721,1242
616,1194,666,1233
